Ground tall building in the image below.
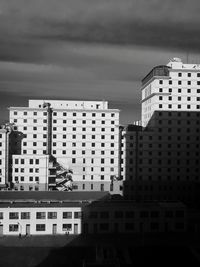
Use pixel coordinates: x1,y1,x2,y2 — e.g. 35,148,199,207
6,100,122,193
123,58,200,204
142,57,200,127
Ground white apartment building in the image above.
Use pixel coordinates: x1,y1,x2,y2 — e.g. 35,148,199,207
12,155,49,191
8,100,122,193
0,191,107,236
123,58,200,203
0,192,186,236
142,57,200,127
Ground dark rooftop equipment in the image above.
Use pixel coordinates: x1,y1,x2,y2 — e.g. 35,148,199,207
142,65,171,86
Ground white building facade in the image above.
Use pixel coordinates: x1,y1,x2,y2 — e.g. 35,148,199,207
142,58,200,127
8,100,122,193
0,192,186,236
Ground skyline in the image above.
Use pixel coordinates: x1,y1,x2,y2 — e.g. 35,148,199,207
1,0,200,124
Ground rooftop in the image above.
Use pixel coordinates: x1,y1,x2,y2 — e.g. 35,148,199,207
0,191,110,203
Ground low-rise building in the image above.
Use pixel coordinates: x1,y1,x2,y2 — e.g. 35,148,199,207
0,192,186,236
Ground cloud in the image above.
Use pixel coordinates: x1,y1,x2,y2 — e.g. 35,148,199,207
0,0,200,64
0,0,200,124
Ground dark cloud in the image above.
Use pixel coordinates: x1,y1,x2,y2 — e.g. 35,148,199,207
0,0,200,124
37,20,200,52
0,0,200,63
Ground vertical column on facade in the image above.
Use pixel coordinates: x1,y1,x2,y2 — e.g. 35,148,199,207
45,103,53,156
4,124,12,187
135,129,139,201
118,126,124,180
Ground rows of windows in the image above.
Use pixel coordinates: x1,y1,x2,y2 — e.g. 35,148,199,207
14,168,39,173
158,111,200,117
14,185,39,191
159,96,200,101
159,79,200,85
8,223,74,232
22,141,117,147
158,104,200,109
14,176,39,182
14,159,40,165
83,221,185,232
13,118,116,125
137,175,199,182
87,210,184,219
7,211,82,220
5,209,184,222
15,127,116,132
20,150,117,156
177,72,200,77
22,136,116,143
13,111,116,118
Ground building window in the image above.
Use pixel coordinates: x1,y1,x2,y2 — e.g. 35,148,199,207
63,224,72,231
48,212,57,219
9,224,19,232
74,212,82,219
151,222,159,231
21,212,30,220
115,211,123,218
9,212,19,219
36,212,46,219
89,211,98,219
36,224,46,231
99,223,109,231
125,211,134,218
100,175,104,180
63,212,72,219
100,211,109,219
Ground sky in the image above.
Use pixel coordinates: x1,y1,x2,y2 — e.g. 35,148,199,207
0,0,200,124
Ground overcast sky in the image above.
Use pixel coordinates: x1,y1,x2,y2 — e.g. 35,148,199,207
0,0,200,124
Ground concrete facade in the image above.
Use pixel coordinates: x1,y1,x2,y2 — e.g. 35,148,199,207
0,192,186,236
142,58,200,127
6,99,122,193
123,58,200,203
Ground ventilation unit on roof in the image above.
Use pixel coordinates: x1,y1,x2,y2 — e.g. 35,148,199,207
171,57,182,62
